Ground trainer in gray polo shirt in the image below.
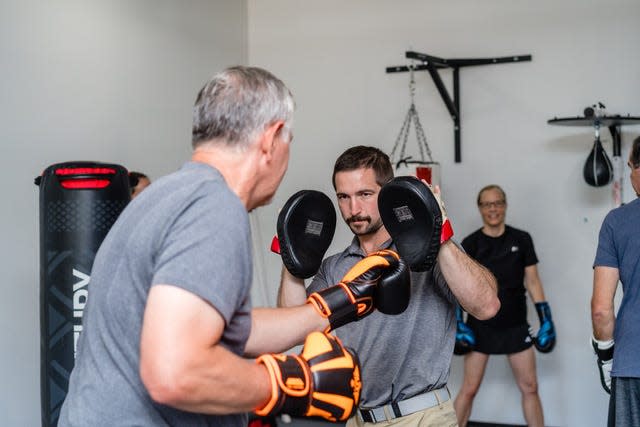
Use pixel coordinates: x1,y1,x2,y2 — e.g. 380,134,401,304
278,146,499,427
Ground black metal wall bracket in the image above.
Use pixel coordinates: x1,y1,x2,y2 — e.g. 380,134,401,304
386,51,532,162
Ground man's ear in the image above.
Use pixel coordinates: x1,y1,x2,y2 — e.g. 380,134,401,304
259,120,286,159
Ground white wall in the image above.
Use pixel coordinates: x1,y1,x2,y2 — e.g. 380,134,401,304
0,1,246,425
247,1,640,426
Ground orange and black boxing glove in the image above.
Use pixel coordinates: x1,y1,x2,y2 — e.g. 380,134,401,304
307,249,411,331
254,332,361,422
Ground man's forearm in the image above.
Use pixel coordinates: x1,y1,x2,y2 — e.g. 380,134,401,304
438,240,499,320
524,265,546,303
277,266,307,307
591,266,619,341
591,305,615,340
245,305,328,356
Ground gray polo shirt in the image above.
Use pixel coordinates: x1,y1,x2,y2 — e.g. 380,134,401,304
308,237,456,409
60,162,252,427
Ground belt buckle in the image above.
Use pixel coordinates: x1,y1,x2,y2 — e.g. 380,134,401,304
359,409,374,423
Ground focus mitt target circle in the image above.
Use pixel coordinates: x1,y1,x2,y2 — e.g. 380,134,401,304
378,176,442,272
277,190,336,279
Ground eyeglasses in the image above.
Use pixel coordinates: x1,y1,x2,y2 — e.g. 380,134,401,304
478,200,506,209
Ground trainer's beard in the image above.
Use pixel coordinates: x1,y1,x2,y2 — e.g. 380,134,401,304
347,216,384,236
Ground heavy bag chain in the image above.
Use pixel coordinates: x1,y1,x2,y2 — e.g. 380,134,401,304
390,65,435,166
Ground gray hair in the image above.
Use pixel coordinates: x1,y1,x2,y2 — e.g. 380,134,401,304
192,66,295,150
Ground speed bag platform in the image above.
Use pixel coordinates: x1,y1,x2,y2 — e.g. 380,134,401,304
35,161,130,427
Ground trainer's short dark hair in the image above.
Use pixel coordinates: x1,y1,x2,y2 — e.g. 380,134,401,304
332,146,394,189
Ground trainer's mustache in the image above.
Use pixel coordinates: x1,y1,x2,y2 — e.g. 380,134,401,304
347,216,371,224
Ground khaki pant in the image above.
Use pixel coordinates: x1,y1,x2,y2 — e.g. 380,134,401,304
347,400,458,427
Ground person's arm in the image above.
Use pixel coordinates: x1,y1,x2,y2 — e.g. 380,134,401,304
141,284,359,421
277,266,307,307
524,264,546,303
244,305,328,356
591,266,618,341
271,250,409,346
437,240,499,320
139,284,273,414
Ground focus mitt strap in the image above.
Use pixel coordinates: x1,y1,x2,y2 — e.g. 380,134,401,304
307,249,410,331
255,332,361,422
591,336,614,394
378,176,445,272
531,301,556,353
272,190,336,278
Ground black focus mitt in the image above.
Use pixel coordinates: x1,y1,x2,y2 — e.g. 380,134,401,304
378,176,445,271
273,190,336,279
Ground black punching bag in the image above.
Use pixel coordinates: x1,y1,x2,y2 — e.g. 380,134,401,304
35,162,130,427
583,137,613,187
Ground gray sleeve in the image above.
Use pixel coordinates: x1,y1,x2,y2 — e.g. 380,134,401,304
307,258,334,296
152,195,252,324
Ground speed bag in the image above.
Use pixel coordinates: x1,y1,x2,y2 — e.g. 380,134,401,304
36,162,130,427
583,138,613,187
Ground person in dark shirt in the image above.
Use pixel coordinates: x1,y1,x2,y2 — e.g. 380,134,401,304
453,184,554,427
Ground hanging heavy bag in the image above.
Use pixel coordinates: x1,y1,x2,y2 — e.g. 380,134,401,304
583,137,613,187
35,162,130,427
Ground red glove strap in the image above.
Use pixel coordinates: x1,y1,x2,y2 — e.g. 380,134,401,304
440,220,454,243
270,235,281,254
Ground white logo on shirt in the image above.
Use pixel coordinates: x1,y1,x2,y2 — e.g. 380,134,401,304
511,246,519,253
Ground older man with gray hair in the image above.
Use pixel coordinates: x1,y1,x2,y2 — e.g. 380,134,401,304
59,66,374,426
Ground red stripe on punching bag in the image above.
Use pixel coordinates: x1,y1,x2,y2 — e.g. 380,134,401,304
61,179,111,189
55,167,116,176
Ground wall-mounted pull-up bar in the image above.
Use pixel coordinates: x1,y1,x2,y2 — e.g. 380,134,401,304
386,51,532,162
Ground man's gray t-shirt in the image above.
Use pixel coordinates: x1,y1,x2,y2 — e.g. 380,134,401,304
59,162,253,426
594,197,640,378
308,237,456,409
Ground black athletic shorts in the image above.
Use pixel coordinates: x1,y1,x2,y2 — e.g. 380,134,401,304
467,320,534,355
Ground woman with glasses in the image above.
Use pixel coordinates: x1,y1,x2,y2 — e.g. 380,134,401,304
453,184,555,427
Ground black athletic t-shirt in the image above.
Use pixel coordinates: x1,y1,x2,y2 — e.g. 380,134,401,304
462,225,538,328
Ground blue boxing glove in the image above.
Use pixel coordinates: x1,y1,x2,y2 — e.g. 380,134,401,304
531,301,556,353
454,305,476,355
